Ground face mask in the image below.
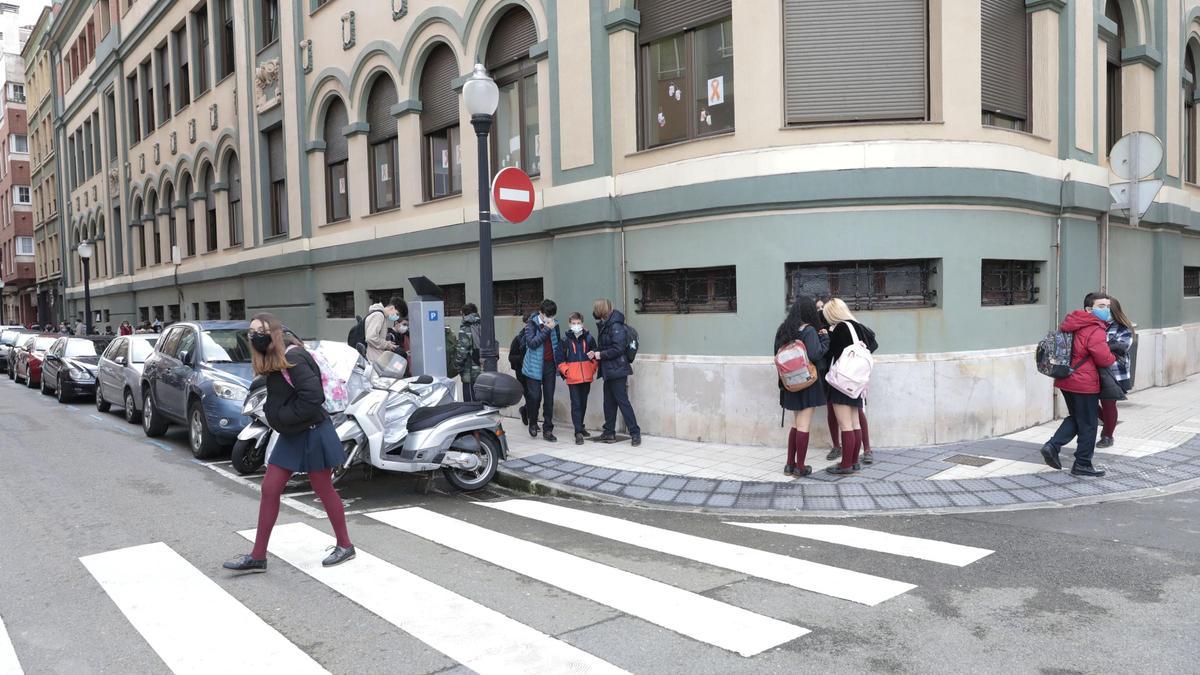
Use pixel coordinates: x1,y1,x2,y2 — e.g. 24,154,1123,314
388,313,400,322
250,332,272,354
398,324,409,334
570,323,583,335
1092,307,1112,322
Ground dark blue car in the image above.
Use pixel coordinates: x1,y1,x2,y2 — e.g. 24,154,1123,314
140,321,254,458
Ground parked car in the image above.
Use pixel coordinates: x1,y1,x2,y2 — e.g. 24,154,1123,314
41,336,115,403
12,334,59,388
140,321,253,459
1,329,34,374
95,334,159,423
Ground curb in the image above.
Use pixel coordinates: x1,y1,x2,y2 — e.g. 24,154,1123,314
494,465,1200,518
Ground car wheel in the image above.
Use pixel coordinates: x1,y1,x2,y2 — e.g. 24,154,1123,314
56,377,71,403
142,391,168,437
124,389,141,424
96,387,111,413
40,375,53,396
188,402,222,460
26,371,38,389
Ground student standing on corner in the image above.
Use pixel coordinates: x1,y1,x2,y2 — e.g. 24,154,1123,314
817,296,876,464
522,299,562,441
558,312,598,445
774,296,829,477
1093,295,1134,449
590,298,642,447
1039,294,1117,477
822,298,878,475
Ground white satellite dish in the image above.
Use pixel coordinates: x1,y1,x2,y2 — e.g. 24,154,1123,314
1109,131,1163,181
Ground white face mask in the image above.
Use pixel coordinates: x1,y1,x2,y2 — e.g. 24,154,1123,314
397,324,409,334
570,323,583,335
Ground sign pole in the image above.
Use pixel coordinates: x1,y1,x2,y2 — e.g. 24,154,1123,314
1129,132,1140,229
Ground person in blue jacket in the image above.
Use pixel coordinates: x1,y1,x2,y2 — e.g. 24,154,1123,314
589,298,641,447
521,299,562,441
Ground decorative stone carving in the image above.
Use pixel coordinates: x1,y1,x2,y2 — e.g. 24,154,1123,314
169,131,177,155
341,11,356,50
93,185,98,201
300,39,313,74
138,154,145,173
124,161,131,179
392,0,407,20
254,58,282,113
209,103,219,130
188,119,196,143
153,143,160,165
109,167,119,191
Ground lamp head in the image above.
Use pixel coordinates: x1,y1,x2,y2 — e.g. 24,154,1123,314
462,63,499,118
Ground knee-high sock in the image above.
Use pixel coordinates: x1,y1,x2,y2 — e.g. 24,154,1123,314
840,431,856,469
858,410,871,453
788,428,799,465
308,469,352,548
828,405,840,449
850,429,863,465
251,465,292,559
795,431,811,468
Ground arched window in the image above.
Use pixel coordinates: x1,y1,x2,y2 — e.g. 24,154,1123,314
1104,0,1125,155
182,174,196,256
201,164,217,250
1186,42,1198,184
147,189,161,265
226,154,243,246
163,182,177,257
97,215,107,279
131,197,145,269
420,44,461,200
323,97,350,222
981,0,1030,131
486,6,540,176
366,78,400,212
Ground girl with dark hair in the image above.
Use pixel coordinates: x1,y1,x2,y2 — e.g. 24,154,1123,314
224,313,354,573
774,296,829,476
1095,295,1135,448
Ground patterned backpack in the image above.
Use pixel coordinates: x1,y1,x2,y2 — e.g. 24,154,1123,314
1035,330,1085,379
282,345,350,413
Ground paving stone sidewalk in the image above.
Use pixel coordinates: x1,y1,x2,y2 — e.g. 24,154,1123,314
497,375,1200,514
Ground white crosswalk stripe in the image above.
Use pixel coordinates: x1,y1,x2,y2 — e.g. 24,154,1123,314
367,507,810,657
0,614,23,675
479,500,916,605
727,522,994,567
79,542,328,675
238,522,628,675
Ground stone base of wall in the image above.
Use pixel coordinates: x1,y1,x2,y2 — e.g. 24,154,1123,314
499,323,1200,449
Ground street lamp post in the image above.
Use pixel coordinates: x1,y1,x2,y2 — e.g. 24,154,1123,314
463,64,500,373
0,279,6,326
78,240,94,335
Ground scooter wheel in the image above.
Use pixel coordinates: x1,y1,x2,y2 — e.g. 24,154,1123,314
442,432,500,492
231,438,266,475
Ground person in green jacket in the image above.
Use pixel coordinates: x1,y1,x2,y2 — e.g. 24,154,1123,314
455,304,483,401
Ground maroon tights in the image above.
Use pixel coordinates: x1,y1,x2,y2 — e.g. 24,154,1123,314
251,464,352,560
828,405,871,452
1099,400,1119,439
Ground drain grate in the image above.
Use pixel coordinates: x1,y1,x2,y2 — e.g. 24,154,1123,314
943,454,994,467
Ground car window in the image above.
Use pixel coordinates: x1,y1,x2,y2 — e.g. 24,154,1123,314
130,338,155,363
199,329,252,363
33,337,57,352
157,327,183,358
0,330,14,344
177,330,197,360
19,335,35,349
65,339,100,358
101,338,122,360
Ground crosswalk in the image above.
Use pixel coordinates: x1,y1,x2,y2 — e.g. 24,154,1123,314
61,500,993,673
0,614,22,675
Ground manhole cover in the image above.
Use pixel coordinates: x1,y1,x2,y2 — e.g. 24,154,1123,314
943,454,993,467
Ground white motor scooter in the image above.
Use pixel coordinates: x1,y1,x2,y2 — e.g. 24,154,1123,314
335,352,522,491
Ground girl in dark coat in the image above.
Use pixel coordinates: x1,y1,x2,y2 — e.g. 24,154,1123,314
822,299,879,474
773,296,829,476
225,313,354,573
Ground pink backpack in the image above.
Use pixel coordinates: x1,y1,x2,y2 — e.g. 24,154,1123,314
826,322,874,399
282,345,350,413
775,327,818,392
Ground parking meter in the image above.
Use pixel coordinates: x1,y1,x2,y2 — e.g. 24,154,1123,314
407,276,447,377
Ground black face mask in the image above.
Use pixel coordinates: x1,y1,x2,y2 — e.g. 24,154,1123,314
250,332,272,354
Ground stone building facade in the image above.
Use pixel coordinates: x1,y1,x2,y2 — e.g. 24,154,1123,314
38,0,1200,447
25,6,61,327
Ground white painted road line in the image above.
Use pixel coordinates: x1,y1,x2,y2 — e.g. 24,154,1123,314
727,523,994,568
480,500,915,606
0,614,23,675
80,542,327,675
239,523,627,675
199,461,326,519
368,508,808,656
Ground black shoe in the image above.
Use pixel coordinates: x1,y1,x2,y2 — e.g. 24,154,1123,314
784,463,795,476
519,406,528,426
528,425,539,438
543,431,557,442
322,545,356,567
1039,443,1063,470
797,465,813,477
581,430,592,437
826,448,840,461
852,463,861,472
1096,436,1114,449
223,555,267,573
599,432,616,442
825,465,855,475
575,433,584,445
631,435,642,447
1071,464,1106,478
861,451,875,465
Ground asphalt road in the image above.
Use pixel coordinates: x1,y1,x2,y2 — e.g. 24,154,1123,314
1,376,1197,674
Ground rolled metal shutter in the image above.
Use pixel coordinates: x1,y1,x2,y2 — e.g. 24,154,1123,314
485,7,538,69
783,0,927,124
227,160,241,202
981,0,1029,121
324,98,349,164
366,78,398,144
420,44,460,133
267,128,285,182
204,168,215,210
638,0,731,44
1104,0,1123,65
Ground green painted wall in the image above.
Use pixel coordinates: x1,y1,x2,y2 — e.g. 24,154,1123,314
1108,226,1157,328
1058,216,1100,320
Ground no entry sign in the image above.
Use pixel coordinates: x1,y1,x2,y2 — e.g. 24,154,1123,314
491,167,535,223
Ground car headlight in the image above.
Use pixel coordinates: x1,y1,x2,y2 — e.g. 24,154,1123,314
213,382,249,400
241,390,267,415
68,365,90,380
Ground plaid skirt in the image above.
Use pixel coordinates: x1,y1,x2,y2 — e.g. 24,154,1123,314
268,417,344,473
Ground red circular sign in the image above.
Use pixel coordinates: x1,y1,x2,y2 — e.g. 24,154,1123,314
491,167,536,223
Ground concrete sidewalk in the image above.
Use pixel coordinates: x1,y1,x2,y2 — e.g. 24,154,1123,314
498,376,1200,514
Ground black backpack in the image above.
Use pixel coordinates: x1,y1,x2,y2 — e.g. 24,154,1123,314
623,323,640,363
508,330,527,373
347,309,383,350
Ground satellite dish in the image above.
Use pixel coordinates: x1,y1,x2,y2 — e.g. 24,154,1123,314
1109,131,1163,181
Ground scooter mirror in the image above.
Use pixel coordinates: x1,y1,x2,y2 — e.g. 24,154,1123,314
415,375,434,384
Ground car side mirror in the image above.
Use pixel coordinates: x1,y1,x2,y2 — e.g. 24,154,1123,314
114,356,126,366
179,350,192,366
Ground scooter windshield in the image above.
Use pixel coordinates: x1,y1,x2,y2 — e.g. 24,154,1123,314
373,351,409,380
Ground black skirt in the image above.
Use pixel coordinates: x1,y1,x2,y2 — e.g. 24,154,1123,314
268,417,345,473
826,380,864,409
779,375,827,411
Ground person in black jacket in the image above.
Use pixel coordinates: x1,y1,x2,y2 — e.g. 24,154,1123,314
590,298,641,446
774,296,829,477
510,312,531,426
822,298,879,475
225,313,355,573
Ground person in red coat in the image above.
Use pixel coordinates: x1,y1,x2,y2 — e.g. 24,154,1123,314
1040,301,1117,477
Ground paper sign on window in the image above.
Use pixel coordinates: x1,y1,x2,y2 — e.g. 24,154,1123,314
707,76,724,106
381,163,389,182
441,149,449,169
338,177,346,194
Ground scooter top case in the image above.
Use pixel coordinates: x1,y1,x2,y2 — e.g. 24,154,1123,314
471,371,523,408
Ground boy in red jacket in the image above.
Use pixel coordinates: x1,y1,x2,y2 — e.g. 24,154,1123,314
1040,296,1118,477
558,312,598,445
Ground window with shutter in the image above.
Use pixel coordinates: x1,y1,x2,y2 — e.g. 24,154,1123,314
981,0,1030,131
1104,0,1124,155
782,0,927,125
265,127,287,238
202,165,217,251
367,77,400,212
323,98,351,222
182,175,195,257
420,44,462,200
226,155,243,245
486,7,541,177
1186,44,1198,184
